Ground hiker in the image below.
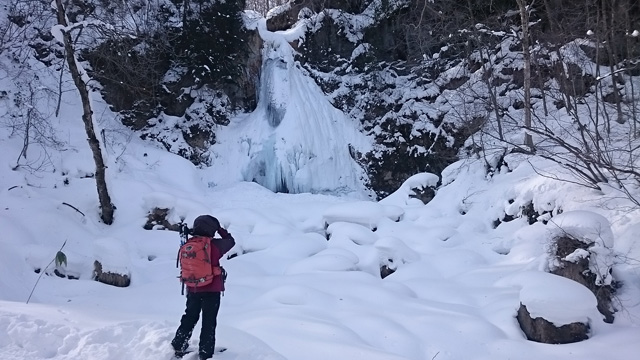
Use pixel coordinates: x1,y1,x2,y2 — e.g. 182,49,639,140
172,215,235,360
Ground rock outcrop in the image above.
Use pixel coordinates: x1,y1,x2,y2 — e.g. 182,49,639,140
551,235,616,323
93,260,131,288
517,303,589,344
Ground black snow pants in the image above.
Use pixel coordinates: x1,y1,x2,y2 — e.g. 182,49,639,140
171,291,221,359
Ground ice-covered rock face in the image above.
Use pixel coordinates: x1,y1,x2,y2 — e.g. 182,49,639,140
262,58,289,128
241,33,373,197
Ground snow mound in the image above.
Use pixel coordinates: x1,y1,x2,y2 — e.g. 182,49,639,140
380,172,439,207
546,210,615,285
496,271,599,326
323,201,403,229
546,210,614,247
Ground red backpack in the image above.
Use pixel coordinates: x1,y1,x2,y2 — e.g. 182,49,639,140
178,236,222,288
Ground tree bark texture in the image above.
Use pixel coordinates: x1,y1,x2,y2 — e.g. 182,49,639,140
55,0,115,224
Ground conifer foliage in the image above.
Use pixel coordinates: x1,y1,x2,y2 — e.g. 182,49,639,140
81,1,249,132
176,0,248,86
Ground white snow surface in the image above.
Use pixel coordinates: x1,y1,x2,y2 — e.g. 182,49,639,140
1,7,640,360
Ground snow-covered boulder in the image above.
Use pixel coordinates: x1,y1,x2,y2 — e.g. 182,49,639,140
323,201,404,230
374,236,420,278
326,222,377,244
496,271,599,344
379,172,439,207
92,238,132,288
546,211,616,323
285,248,359,274
517,304,590,344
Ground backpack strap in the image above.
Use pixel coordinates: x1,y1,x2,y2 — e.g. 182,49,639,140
176,245,184,295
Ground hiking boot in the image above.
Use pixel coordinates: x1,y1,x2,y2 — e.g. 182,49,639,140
174,350,192,359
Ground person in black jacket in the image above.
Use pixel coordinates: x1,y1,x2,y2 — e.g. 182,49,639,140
172,215,235,360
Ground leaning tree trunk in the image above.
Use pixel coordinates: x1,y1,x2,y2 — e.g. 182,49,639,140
517,0,535,151
55,0,115,224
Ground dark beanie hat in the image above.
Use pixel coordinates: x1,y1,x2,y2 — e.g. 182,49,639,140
192,215,220,237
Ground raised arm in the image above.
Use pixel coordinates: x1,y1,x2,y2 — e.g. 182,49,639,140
212,227,235,257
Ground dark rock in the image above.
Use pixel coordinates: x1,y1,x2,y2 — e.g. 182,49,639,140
233,29,263,111
53,269,66,278
380,264,395,279
551,236,616,323
298,15,356,71
93,261,131,288
409,186,436,205
493,200,556,228
54,268,79,280
266,0,315,32
182,124,213,150
485,151,510,178
602,91,621,105
521,202,539,225
555,63,596,98
267,0,370,32
364,118,462,199
440,76,470,91
517,303,589,344
144,207,181,231
501,68,524,89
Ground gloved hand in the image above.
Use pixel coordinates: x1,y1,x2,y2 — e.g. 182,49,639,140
217,227,230,238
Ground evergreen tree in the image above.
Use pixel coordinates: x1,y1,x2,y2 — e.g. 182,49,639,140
178,0,247,86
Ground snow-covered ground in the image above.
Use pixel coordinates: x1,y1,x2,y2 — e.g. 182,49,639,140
2,145,640,360
2,5,640,360
2,90,640,359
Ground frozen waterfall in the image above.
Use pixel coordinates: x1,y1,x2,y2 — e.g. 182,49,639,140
239,22,373,196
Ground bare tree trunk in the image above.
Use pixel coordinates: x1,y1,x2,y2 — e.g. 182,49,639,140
540,80,549,116
532,49,549,117
542,0,558,33
55,0,115,224
517,0,534,151
15,82,34,167
624,1,638,134
55,54,65,117
480,47,504,140
604,0,624,124
183,0,190,26
592,9,607,137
